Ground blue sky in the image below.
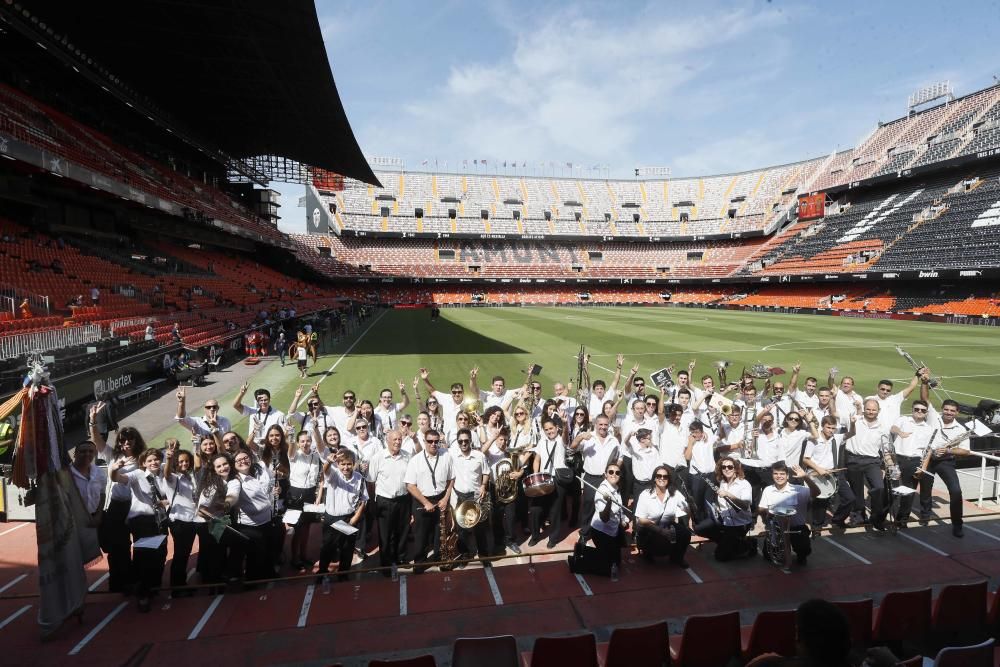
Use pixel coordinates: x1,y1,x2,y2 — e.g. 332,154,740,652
274,0,1000,231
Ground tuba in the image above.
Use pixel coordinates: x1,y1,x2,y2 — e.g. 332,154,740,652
765,506,796,569
494,447,526,504
454,494,492,529
461,396,483,415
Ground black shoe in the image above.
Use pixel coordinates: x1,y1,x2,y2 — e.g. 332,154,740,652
829,519,847,529
528,536,541,547
952,525,964,538
546,537,558,549
797,554,808,565
919,516,931,526
897,520,909,530
507,541,522,555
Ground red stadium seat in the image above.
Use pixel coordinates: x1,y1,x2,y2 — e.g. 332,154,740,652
369,656,437,667
929,637,994,667
451,635,518,667
931,580,988,649
596,622,669,667
872,588,931,648
668,611,741,667
522,634,598,667
831,599,873,648
740,609,796,661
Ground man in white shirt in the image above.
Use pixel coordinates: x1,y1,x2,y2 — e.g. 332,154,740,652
367,430,412,571
404,430,455,569
471,367,520,409
287,385,333,451
788,364,820,413
450,428,489,558
666,360,698,404
803,415,854,533
551,381,578,420
758,462,820,566
329,390,359,436
232,383,285,442
175,387,231,449
570,414,621,541
844,399,888,529
868,372,922,431
659,404,688,476
829,371,863,432
582,354,634,417
916,391,973,537
684,420,719,522
889,398,936,528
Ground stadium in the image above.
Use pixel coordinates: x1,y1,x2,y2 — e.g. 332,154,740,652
1,2,1000,666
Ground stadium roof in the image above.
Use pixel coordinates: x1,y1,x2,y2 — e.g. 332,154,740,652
18,0,378,186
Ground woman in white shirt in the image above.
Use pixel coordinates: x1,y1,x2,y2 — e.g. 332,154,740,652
529,418,569,549
111,449,169,612
231,451,276,582
287,430,323,570
70,440,106,526
590,462,627,574
162,440,198,596
90,415,146,596
194,453,241,586
635,465,691,567
509,405,536,449
701,456,757,562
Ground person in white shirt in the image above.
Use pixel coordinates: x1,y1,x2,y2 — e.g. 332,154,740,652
684,420,718,523
374,382,410,436
530,418,570,548
803,416,854,532
829,371,863,432
697,456,756,561
71,440,106,524
888,397,935,527
367,430,412,570
868,373,922,430
774,412,816,468
844,399,889,529
758,462,820,566
788,364,821,413
623,428,663,510
285,430,323,570
659,404,688,474
471,366,520,409
420,367,468,428
329,390,359,436
232,383,286,442
192,453,241,586
635,465,691,567
916,390,972,537
317,449,368,581
581,354,630,417
450,428,490,558
571,414,622,541
551,381,578,420
161,440,198,594
665,361,697,403
287,385,333,451
765,381,795,424
589,462,628,574
175,387,230,450
404,430,455,569
485,429,531,555
231,452,276,582
111,448,169,612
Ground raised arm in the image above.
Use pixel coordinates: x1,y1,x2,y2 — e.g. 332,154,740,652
88,402,111,461
788,362,801,394
608,354,625,393
420,367,437,395
288,385,304,415
233,381,250,413
396,380,410,411
469,366,481,397
175,387,187,419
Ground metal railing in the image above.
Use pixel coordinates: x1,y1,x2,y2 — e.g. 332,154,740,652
0,323,102,360
955,450,1000,508
108,316,157,337
0,282,50,315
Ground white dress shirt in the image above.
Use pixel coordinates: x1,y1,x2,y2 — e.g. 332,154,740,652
404,450,455,497
635,489,688,526
591,479,624,536
367,451,411,499
323,468,368,516
164,472,197,523
72,465,107,515
760,483,811,527
236,467,274,526
717,478,753,526
451,449,488,494
579,434,621,475
846,418,887,457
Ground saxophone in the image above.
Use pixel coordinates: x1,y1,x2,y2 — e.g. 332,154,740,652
438,500,459,569
742,403,759,459
879,434,901,490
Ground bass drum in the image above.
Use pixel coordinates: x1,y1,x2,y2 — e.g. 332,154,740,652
523,472,555,497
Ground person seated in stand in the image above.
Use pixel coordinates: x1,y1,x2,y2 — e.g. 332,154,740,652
634,465,691,568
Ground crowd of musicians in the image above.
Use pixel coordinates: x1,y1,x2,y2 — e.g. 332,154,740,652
69,353,976,610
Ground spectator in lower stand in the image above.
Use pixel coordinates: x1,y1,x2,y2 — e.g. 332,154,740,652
171,323,182,343
91,286,100,305
50,258,63,274
19,299,32,319
163,353,176,378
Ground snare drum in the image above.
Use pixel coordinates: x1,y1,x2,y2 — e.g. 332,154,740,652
769,506,797,518
811,473,838,500
523,472,555,497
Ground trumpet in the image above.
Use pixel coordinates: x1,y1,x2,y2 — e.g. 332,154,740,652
721,403,734,417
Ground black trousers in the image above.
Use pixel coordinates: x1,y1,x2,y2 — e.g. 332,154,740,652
894,455,922,521
743,466,772,517
636,522,690,563
704,523,753,561
578,472,604,539
196,522,233,584
591,526,623,569
319,513,357,580
846,454,884,523
169,520,198,589
529,485,565,541
620,457,635,505
232,522,273,582
918,458,964,526
491,495,517,552
688,472,715,523
127,515,167,598
454,490,489,557
408,493,444,563
375,495,411,567
99,498,133,594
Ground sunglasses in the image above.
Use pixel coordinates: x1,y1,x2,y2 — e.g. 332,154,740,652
787,416,801,421
425,439,440,445
515,412,526,416
307,402,320,408
654,473,670,480
606,470,621,476
720,464,735,470
400,420,412,425
457,439,471,444
204,405,219,410
356,425,368,430
913,407,928,413
428,401,438,405
451,390,463,395
235,457,251,464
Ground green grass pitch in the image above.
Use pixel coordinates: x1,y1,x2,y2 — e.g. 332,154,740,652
151,307,1000,444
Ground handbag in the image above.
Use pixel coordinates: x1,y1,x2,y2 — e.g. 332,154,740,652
555,467,575,486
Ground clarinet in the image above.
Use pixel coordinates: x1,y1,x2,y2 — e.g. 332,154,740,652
147,474,169,532
270,460,284,516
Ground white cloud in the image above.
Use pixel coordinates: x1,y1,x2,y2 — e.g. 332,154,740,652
399,5,790,169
